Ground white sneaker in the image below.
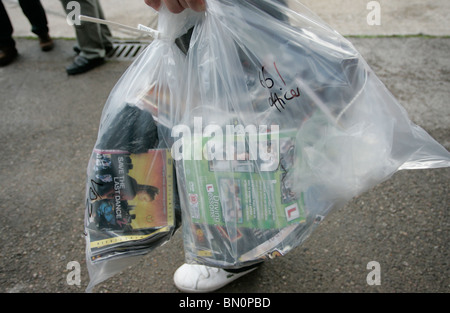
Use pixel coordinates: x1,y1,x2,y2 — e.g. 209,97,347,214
173,263,257,293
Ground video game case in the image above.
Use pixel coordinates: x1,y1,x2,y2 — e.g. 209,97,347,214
85,148,176,263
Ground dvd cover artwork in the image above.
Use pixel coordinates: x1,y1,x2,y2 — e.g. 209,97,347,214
85,149,176,263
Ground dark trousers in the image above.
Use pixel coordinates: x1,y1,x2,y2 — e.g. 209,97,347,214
0,0,49,47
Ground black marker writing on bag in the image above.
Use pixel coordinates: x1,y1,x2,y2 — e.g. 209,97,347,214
87,179,104,217
259,62,301,112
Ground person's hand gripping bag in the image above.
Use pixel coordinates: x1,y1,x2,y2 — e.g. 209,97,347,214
161,0,450,269
83,6,203,292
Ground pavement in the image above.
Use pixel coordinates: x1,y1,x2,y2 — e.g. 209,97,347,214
4,0,450,37
0,0,449,294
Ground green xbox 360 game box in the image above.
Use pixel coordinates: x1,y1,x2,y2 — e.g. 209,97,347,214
179,127,306,267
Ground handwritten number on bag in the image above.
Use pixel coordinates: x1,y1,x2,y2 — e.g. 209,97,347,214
259,62,301,112
87,179,104,217
259,66,274,89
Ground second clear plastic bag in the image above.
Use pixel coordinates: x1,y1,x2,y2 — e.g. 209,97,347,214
156,0,450,269
83,6,203,291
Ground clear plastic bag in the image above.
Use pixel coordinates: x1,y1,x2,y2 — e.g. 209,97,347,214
161,0,450,269
83,0,450,290
83,6,203,291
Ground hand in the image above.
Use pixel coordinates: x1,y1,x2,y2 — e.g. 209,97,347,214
144,0,206,13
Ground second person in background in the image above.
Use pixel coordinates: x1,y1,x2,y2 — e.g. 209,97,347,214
60,0,113,75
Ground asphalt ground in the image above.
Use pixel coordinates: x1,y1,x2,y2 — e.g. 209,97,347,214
0,36,449,294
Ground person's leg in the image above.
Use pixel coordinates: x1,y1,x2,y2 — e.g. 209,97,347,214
18,0,49,37
63,0,111,59
95,1,113,53
157,119,261,293
0,1,15,48
171,1,288,293
0,1,18,66
60,0,110,74
18,0,53,51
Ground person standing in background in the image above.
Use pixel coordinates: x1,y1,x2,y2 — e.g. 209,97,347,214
0,0,54,66
60,0,113,75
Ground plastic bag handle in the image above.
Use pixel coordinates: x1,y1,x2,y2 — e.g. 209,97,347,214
79,15,160,39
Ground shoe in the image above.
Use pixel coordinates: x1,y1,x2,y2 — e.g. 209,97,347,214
173,263,257,293
0,46,18,66
39,34,54,52
66,55,105,75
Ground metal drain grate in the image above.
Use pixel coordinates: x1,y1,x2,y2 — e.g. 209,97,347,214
106,41,150,61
